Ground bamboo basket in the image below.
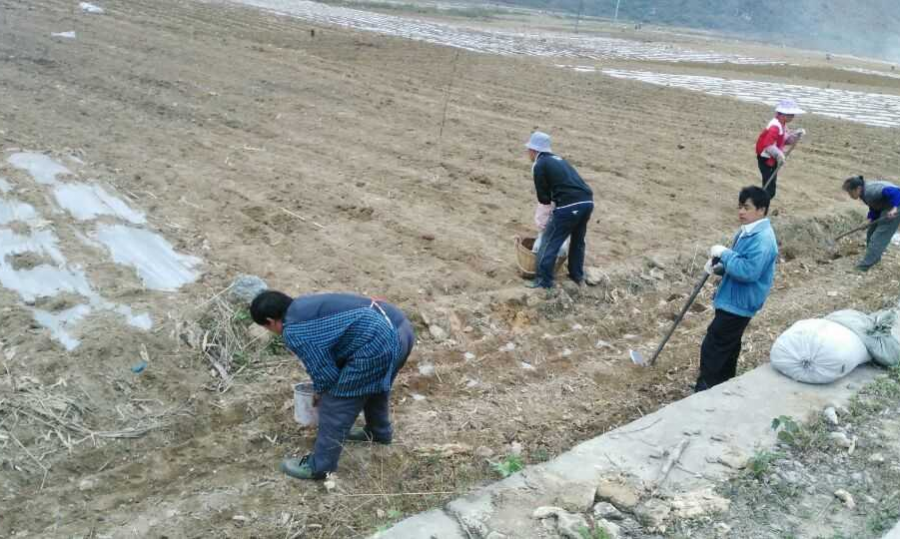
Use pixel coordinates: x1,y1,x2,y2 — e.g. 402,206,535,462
514,236,566,278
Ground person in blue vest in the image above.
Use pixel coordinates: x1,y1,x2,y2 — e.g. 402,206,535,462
524,131,594,289
250,291,415,480
842,175,900,272
697,186,778,391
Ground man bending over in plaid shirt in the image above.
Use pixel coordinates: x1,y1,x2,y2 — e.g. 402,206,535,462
251,291,415,480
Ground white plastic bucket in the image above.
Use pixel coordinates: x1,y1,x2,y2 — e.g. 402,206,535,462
293,382,319,427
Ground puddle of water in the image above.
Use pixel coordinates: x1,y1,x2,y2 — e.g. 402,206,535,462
93,224,201,291
0,198,37,225
232,0,776,64
7,152,72,185
600,69,900,129
0,177,12,193
53,183,146,224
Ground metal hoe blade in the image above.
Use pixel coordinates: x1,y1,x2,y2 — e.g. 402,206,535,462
629,349,646,366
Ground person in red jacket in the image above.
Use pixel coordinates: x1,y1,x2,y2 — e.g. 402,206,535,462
755,99,806,200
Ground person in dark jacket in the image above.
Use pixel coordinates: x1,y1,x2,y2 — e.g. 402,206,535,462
843,175,900,272
696,186,778,392
524,131,594,289
251,291,415,480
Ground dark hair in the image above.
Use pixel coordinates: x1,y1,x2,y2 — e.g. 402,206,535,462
842,175,864,193
738,186,770,215
250,290,293,325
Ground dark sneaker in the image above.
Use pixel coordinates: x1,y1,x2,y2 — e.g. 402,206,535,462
346,427,391,445
280,454,326,480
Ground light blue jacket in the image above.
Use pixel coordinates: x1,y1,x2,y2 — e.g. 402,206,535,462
714,218,778,318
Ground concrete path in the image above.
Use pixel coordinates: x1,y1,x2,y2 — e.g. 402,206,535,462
372,363,879,538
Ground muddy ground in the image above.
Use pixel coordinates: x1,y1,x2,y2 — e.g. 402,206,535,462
2,0,900,537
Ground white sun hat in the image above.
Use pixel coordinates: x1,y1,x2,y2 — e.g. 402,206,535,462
775,98,805,115
525,131,552,153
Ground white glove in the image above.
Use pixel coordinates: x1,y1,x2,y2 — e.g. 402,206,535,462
785,128,805,145
709,245,728,258
704,258,724,276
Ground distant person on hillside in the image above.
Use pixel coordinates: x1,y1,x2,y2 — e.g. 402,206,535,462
696,186,778,392
251,291,415,480
842,175,900,272
525,131,594,290
755,99,806,200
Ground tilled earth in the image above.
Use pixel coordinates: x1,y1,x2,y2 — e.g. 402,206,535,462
2,1,900,537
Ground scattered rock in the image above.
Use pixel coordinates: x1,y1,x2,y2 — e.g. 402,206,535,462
499,342,516,352
417,363,435,377
585,267,609,286
592,502,624,521
834,489,855,509
464,352,476,361
635,498,671,529
595,478,641,511
78,478,97,491
868,453,885,464
647,256,666,269
778,470,802,485
228,274,268,304
669,488,730,519
823,406,839,426
829,432,853,448
596,340,614,350
717,448,751,469
428,325,448,341
714,522,732,537
556,485,597,513
411,393,426,401
596,518,622,538
649,268,665,280
474,446,494,458
532,506,590,539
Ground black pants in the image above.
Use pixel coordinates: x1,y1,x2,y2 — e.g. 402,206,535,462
695,309,752,392
757,156,778,200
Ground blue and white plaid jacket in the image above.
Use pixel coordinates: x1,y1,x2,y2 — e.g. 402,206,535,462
282,294,404,397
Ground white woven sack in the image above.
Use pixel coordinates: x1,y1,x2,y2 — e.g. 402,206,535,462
770,318,870,384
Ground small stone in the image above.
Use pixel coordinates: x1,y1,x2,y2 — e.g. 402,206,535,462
571,324,584,331
851,472,864,483
649,268,665,280
585,267,608,286
635,498,671,529
475,446,494,458
509,441,523,456
823,406,839,426
717,448,750,470
556,485,597,513
595,518,621,538
669,488,730,519
532,507,590,539
228,274,268,304
78,478,97,491
827,291,838,297
376,509,386,518
500,342,516,352
520,361,536,371
421,233,435,241
829,432,853,448
596,340,614,349
869,453,885,463
779,470,802,485
464,352,476,361
428,325,448,341
417,363,435,377
834,489,855,509
592,502,624,521
647,256,666,269
560,348,573,357
714,522,732,537
595,478,641,511
411,393,426,401
232,515,247,523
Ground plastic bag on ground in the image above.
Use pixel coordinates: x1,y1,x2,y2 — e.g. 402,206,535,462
826,309,900,367
770,318,870,384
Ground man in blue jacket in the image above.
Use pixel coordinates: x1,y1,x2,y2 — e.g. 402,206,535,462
697,186,778,392
525,131,594,289
842,175,900,272
250,291,415,480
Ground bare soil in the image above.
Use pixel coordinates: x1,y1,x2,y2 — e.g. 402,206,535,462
2,1,900,537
